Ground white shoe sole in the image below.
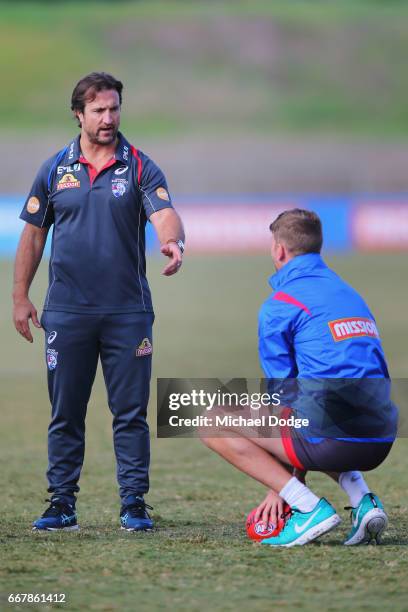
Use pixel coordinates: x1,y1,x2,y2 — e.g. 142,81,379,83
265,513,341,547
344,509,388,546
120,526,153,532
32,525,80,532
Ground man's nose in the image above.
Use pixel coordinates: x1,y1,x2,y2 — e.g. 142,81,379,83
102,111,113,124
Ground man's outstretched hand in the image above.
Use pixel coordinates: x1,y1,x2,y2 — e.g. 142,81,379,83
161,241,183,276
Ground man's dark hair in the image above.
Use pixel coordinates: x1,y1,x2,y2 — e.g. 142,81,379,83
71,72,123,126
269,209,323,255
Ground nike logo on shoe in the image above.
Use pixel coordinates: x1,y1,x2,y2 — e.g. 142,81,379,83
353,505,363,527
293,507,321,534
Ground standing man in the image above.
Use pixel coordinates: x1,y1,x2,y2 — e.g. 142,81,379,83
13,72,185,532
200,209,397,547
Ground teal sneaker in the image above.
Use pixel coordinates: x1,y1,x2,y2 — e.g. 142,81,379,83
344,493,387,546
261,498,341,547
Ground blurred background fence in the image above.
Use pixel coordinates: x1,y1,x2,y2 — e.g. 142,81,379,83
3,194,408,256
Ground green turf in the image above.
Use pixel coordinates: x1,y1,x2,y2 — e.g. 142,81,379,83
1,255,407,611
1,0,408,137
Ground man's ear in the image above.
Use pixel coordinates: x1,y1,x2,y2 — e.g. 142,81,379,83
75,111,83,128
277,243,286,262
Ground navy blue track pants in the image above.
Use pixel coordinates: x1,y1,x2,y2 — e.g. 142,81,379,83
41,311,153,501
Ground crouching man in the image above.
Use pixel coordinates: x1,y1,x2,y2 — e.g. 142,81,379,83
200,209,397,547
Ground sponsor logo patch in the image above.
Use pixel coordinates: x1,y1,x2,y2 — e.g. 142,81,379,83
123,145,129,161
136,338,153,357
26,196,40,214
156,187,170,201
112,178,128,198
57,163,81,175
328,317,380,342
57,173,80,190
47,348,58,370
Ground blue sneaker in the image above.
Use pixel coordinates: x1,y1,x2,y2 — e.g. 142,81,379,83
261,498,341,547
344,493,388,546
120,495,153,531
32,497,79,531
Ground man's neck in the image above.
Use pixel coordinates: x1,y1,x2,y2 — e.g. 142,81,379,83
275,255,294,272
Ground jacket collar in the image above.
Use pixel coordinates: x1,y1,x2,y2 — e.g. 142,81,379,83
61,131,130,166
115,132,131,164
269,253,327,290
62,135,81,165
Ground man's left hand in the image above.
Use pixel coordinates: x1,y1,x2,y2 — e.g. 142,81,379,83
161,241,183,276
254,489,285,527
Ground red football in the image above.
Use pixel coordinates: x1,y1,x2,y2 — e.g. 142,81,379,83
246,503,290,541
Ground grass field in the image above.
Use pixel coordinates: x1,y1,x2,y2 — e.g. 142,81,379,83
1,0,408,137
1,254,407,611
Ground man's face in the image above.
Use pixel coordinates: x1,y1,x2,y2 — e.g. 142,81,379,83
77,89,121,145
